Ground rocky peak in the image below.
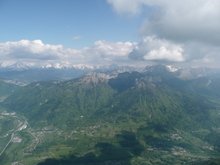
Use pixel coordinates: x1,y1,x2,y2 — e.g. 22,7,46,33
80,72,118,84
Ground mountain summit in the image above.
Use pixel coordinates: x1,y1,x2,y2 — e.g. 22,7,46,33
1,64,220,164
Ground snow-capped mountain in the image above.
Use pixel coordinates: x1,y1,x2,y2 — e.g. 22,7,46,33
40,63,95,70
0,61,30,71
0,61,99,71
40,62,98,70
0,62,140,84
0,62,219,84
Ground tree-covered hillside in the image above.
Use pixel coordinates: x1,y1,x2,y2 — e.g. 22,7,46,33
1,69,220,165
0,79,21,101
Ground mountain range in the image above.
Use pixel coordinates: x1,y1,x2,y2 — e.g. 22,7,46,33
0,61,220,84
0,62,140,84
1,64,220,164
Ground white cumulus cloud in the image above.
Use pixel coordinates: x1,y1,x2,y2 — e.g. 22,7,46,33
107,0,220,44
0,40,136,65
80,40,137,64
129,36,184,62
0,40,66,60
107,0,220,65
144,46,184,62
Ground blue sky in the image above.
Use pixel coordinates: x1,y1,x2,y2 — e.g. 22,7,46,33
1,0,220,67
0,0,143,49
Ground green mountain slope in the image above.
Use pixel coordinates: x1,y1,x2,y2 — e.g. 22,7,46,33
0,79,21,101
98,81,213,129
3,76,116,129
1,71,220,165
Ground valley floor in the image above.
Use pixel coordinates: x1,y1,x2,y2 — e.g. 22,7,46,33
0,108,219,165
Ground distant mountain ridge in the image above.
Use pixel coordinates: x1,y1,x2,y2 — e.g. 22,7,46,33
0,62,137,71
1,64,220,164
0,62,141,84
0,61,219,81
3,64,220,129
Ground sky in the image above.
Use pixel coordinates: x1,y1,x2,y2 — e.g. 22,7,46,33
0,0,220,68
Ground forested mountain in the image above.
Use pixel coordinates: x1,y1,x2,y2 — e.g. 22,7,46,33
0,79,21,101
1,65,220,164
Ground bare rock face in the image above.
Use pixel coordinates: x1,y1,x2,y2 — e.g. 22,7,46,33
80,72,118,84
